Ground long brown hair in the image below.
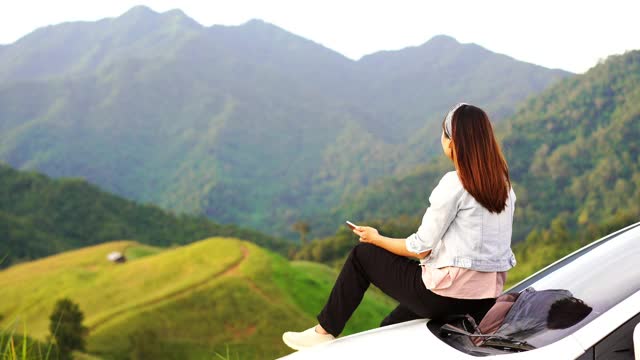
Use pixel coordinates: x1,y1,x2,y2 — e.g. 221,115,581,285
442,104,511,213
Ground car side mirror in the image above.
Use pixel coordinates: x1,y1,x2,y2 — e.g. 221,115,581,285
634,322,639,360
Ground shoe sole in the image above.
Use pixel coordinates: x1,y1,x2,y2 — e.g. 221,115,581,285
282,333,304,351
282,332,335,351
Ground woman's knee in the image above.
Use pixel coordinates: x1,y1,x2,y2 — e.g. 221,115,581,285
350,242,377,260
353,242,377,253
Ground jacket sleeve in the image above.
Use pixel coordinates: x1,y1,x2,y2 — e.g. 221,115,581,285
405,172,464,254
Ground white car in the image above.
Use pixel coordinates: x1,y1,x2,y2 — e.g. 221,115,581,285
280,221,640,359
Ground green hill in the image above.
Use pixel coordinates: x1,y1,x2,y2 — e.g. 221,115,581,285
0,163,290,267
0,238,396,359
0,6,569,240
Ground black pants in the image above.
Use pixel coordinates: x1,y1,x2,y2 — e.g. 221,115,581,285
317,243,496,337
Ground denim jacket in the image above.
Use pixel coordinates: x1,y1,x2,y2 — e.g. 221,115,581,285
405,171,517,272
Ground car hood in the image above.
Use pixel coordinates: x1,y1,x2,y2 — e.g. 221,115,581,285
278,319,472,359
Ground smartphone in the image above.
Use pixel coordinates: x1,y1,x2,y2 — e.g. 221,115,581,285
345,221,358,230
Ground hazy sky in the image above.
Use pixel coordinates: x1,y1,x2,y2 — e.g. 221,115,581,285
1,0,639,73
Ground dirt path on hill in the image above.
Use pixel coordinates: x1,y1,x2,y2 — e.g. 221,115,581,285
246,277,274,302
220,246,274,301
89,244,250,332
220,245,249,277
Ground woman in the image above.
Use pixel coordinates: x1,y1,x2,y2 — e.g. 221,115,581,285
282,103,517,350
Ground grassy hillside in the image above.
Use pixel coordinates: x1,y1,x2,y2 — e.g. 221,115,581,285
0,238,396,359
0,163,290,267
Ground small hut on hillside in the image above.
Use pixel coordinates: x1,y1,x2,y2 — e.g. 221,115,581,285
107,251,126,263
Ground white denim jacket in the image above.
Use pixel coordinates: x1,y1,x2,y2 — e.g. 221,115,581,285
405,171,517,272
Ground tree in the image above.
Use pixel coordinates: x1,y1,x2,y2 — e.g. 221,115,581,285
291,221,310,245
49,298,88,360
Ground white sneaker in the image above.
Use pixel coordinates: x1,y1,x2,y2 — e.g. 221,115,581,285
282,326,336,350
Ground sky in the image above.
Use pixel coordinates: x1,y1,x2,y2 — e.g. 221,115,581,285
1,0,639,73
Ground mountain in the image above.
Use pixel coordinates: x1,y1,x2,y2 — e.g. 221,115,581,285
0,6,570,240
0,163,290,267
354,34,569,144
302,50,640,279
0,6,202,83
0,238,396,359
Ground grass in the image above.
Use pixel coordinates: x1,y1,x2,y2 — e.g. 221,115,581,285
2,303,105,360
122,244,163,261
0,239,244,340
0,238,396,359
272,260,397,336
213,345,237,360
0,324,57,360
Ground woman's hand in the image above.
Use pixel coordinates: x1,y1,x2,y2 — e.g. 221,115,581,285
353,226,432,259
353,226,380,245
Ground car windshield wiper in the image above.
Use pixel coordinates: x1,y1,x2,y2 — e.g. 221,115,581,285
481,338,536,352
439,323,537,352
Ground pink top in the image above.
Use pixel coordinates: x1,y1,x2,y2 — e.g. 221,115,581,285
421,264,506,299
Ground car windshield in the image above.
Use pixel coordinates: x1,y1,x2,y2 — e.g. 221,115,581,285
503,222,640,348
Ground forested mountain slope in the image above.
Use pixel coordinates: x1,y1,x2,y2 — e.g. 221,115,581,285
0,6,568,239
0,164,289,267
